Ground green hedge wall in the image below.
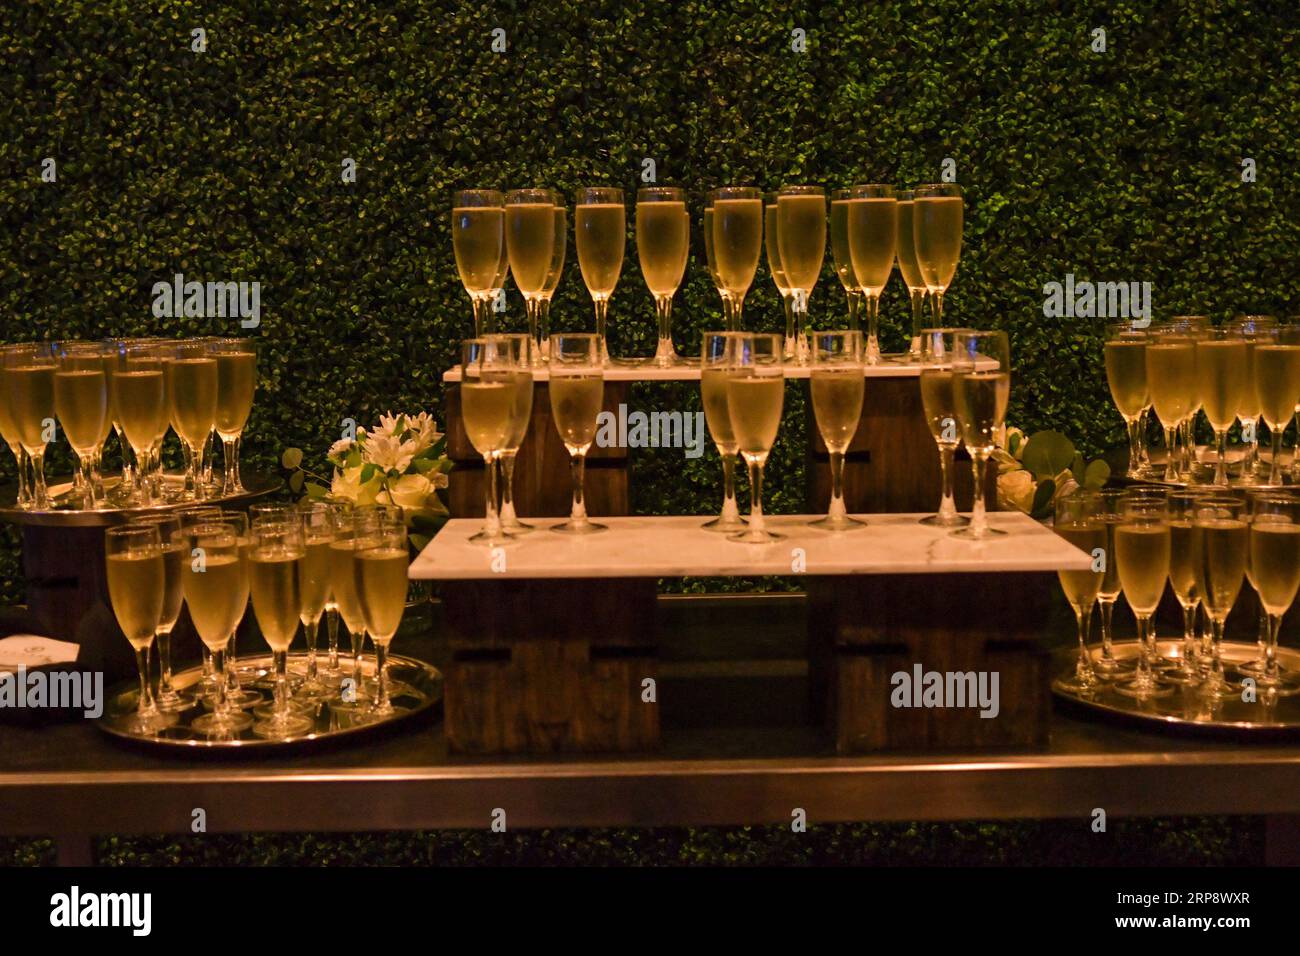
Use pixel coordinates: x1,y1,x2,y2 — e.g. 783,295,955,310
2,0,1298,604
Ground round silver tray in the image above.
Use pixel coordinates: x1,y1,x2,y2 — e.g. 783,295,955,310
97,651,442,750
0,472,282,528
1053,639,1300,736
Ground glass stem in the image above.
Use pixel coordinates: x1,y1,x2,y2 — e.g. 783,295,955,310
653,295,676,366
537,298,552,359
863,292,880,364
156,628,176,699
908,288,926,359
845,289,862,333
938,444,958,520
1265,613,1282,683
1126,417,1143,477
135,645,155,717
1181,603,1198,671
1099,599,1117,665
721,453,740,522
470,294,486,338
211,647,228,716
28,447,48,509
14,446,29,507
569,451,589,524
77,451,96,509
273,649,289,721
1163,426,1179,482
593,296,610,362
373,640,391,712
746,455,765,535
1074,603,1095,679
930,290,945,327
970,451,988,536
1270,425,1285,485
483,452,501,537
1214,427,1229,486
828,450,847,519
791,292,809,364
500,452,519,524
525,297,541,354
782,294,795,359
731,291,747,333
1209,616,1228,685
1134,616,1155,689
305,618,319,681
326,607,340,672
350,628,366,702
221,435,239,496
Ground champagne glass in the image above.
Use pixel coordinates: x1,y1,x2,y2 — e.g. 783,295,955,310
895,190,928,360
918,328,972,529
829,189,864,335
461,337,515,545
105,524,166,732
292,501,335,700
0,346,31,508
701,332,746,532
184,521,254,735
1250,329,1300,486
354,515,411,718
764,194,796,359
216,508,265,702
1113,495,1174,700
247,518,314,738
110,342,168,507
1144,329,1198,482
536,203,567,360
726,332,786,544
168,340,218,500
1229,314,1276,484
549,332,606,534
950,330,1011,539
1241,489,1294,677
128,514,188,712
912,183,963,328
636,186,690,366
54,342,109,509
175,505,223,694
1165,489,1211,685
209,337,257,496
2,343,58,509
1248,494,1300,695
702,198,732,328
1052,490,1107,694
506,188,558,357
451,189,506,337
1093,487,1132,675
1191,495,1249,700
329,509,372,709
844,184,898,364
809,330,865,531
492,334,535,534
709,186,762,333
776,185,826,365
315,499,353,685
575,187,625,362
1104,322,1149,479
1195,328,1247,487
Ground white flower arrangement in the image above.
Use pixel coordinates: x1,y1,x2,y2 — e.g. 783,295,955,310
994,426,1110,520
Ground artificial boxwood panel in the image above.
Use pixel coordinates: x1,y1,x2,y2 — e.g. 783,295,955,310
1,0,1298,605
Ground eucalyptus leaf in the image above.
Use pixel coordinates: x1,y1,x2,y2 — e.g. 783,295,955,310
1030,478,1057,519
288,470,305,493
360,463,377,483
1022,431,1076,481
281,447,303,470
1083,459,1111,489
305,482,330,499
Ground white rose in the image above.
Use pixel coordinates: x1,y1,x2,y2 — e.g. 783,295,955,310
379,473,434,512
332,465,382,505
997,469,1037,514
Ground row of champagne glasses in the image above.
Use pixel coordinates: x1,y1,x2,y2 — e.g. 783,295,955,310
0,337,257,510
451,184,964,368
1105,315,1300,487
106,501,412,738
1054,485,1300,702
460,326,1011,546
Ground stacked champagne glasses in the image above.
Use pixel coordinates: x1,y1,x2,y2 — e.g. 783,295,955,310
950,329,1011,539
636,187,689,366
700,332,745,532
809,330,865,530
109,342,168,506
575,187,625,363
726,332,786,544
128,513,187,712
1196,328,1248,487
54,342,110,509
917,328,972,529
844,184,897,364
210,338,257,496
776,185,826,365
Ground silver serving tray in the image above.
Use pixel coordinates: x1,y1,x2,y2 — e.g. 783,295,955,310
97,652,441,750
1053,639,1300,735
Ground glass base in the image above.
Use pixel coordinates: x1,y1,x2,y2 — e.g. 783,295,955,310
950,525,1006,539
727,528,784,544
154,689,191,713
252,712,315,739
469,527,514,546
1114,676,1175,699
1198,674,1239,700
254,697,319,720
1092,652,1133,675
810,513,866,531
702,513,747,533
192,709,254,735
501,518,536,535
919,512,970,528
1254,677,1300,697
1052,672,1104,695
552,519,607,535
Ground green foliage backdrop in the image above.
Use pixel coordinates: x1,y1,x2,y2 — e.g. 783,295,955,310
1,0,1298,599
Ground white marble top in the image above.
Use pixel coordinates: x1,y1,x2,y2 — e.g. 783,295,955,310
442,356,924,383
409,512,1092,580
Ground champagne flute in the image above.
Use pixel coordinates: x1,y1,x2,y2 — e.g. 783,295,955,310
1196,328,1247,487
1248,494,1300,695
105,524,166,732
1229,314,1276,484
1113,495,1174,699
776,185,826,365
1251,329,1300,486
506,188,558,357
1242,489,1294,677
1169,317,1210,479
293,501,335,700
636,186,689,366
918,328,972,529
950,330,1010,539
895,190,928,360
1104,322,1149,479
54,342,109,509
1093,487,1132,675
829,189,864,335
2,343,58,509
536,203,567,360
492,334,535,534
709,186,762,333
549,332,606,534
329,509,372,709
700,332,746,532
128,514,187,712
702,198,731,327
575,187,625,362
209,337,257,496
354,514,411,718
1144,329,1198,482
110,342,168,507
317,498,354,685
912,183,963,328
218,508,263,704
247,517,314,738
168,340,218,500
1052,490,1107,693
184,521,254,735
0,346,31,508
451,189,506,337
1165,489,1211,685
461,337,515,545
764,194,796,359
175,505,223,695
1189,495,1248,700
809,330,865,530
844,184,898,364
726,332,785,544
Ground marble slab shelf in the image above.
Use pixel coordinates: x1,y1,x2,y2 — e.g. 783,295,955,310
442,357,925,383
409,512,1092,581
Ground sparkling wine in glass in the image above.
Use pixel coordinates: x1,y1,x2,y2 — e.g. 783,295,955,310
1052,491,1107,694
701,332,745,533
895,190,928,360
764,195,796,360
1104,322,1149,480
2,343,58,509
636,186,689,366
1112,495,1175,700
1093,487,1132,676
109,342,168,506
293,501,336,700
575,187,625,362
354,515,410,718
491,334,535,535
1195,328,1247,487
209,337,257,496
1144,330,1198,482
776,185,826,365
0,346,31,508
917,328,972,529
452,189,506,337
950,330,1010,539
507,188,558,358
536,204,567,360
1165,489,1210,686
1249,329,1300,486
549,332,607,534
167,340,218,501
105,524,167,732
247,517,314,739
809,330,865,531
844,184,898,365
184,521,254,736
128,513,188,712
1248,494,1300,695
1190,495,1248,700
726,332,786,544
829,189,864,336
54,342,110,509
329,510,372,709
709,186,762,333
912,183,963,330
1230,314,1277,484
461,337,518,546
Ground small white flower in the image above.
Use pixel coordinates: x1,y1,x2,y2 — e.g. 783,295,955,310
327,438,355,467
364,434,414,474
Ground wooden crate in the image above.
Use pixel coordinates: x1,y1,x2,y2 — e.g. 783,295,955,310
807,571,1054,752
439,578,659,754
